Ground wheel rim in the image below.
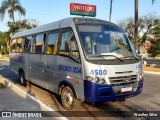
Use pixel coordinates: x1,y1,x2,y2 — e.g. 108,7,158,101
64,92,73,107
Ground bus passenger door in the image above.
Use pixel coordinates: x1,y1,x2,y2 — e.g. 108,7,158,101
24,36,33,81
57,28,83,99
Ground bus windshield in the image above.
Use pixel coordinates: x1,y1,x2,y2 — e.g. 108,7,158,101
78,24,138,61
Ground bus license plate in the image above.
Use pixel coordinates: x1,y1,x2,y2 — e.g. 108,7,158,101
121,86,132,92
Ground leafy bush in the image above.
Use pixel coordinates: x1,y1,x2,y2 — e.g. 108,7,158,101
147,39,160,58
0,46,9,55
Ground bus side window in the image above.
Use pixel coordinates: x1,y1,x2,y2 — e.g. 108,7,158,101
16,38,23,53
24,36,33,53
33,34,45,54
10,39,17,52
59,29,80,61
47,33,58,55
59,31,72,55
68,34,80,60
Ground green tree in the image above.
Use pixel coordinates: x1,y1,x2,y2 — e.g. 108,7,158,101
0,0,25,22
3,31,10,48
0,31,6,46
0,31,10,54
8,19,38,35
147,39,160,58
147,19,160,59
149,20,160,39
134,0,156,51
117,13,158,44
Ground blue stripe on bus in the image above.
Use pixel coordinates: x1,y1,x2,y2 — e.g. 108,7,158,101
84,80,143,102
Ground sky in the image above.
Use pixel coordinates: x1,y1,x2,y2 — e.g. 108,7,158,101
0,0,160,32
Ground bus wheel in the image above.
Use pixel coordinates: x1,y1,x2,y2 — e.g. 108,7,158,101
19,71,26,86
61,86,75,110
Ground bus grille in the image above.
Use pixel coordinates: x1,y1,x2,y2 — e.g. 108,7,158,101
109,75,138,86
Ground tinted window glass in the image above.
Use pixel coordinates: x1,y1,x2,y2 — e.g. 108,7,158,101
33,34,45,54
60,31,72,51
59,29,80,61
78,24,137,60
47,33,58,55
16,38,23,52
24,36,33,53
10,39,17,52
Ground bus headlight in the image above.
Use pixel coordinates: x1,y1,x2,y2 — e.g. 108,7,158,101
85,76,106,84
98,79,105,84
92,77,99,83
85,76,93,81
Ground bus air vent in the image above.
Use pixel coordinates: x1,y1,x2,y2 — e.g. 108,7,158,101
109,75,138,86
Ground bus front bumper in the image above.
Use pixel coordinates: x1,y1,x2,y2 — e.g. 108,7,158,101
84,80,143,102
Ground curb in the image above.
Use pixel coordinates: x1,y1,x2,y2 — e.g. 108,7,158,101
0,59,9,61
0,76,68,120
144,71,160,75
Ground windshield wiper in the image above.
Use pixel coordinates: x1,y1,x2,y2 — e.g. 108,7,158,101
95,55,124,62
122,56,139,61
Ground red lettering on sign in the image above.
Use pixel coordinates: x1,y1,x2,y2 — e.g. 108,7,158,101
70,3,96,17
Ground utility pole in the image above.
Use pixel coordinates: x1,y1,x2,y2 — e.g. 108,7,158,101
109,0,113,22
134,0,139,52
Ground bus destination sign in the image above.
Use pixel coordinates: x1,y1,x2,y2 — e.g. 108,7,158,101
70,3,96,17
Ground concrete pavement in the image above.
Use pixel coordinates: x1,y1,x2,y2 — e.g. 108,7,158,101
0,77,67,120
144,71,160,75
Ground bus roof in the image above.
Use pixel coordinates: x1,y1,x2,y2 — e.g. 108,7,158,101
11,17,116,39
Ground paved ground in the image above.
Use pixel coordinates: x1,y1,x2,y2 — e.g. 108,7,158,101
143,66,160,72
0,60,160,120
0,77,65,120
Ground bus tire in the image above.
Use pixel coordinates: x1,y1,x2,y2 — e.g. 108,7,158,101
19,71,26,86
61,86,75,110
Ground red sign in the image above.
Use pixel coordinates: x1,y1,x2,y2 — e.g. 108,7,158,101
70,3,96,17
